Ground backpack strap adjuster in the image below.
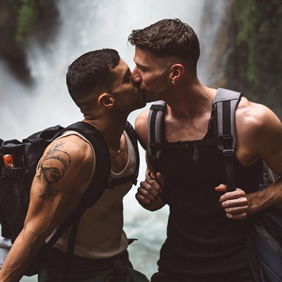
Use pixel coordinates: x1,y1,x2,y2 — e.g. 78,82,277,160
221,134,234,149
223,149,235,158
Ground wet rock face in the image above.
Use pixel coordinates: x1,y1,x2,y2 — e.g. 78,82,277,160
0,0,58,83
0,1,24,57
0,0,28,82
199,0,235,88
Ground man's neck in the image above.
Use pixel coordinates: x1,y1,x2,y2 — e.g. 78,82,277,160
166,83,216,121
163,85,217,142
83,117,127,149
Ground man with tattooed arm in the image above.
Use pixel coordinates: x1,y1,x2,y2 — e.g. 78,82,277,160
0,49,148,282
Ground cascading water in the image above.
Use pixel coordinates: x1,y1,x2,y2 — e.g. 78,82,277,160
0,0,229,280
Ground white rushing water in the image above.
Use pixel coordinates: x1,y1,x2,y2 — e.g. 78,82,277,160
0,0,228,280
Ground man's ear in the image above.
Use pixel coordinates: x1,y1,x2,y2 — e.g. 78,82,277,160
169,64,184,83
98,93,115,108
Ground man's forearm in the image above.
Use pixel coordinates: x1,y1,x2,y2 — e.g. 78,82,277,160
0,230,40,282
248,177,282,214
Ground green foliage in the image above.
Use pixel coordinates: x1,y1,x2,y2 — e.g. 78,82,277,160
16,0,37,42
8,0,56,42
231,0,282,117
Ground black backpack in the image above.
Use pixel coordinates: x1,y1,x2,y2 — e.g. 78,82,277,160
148,88,281,282
0,121,139,275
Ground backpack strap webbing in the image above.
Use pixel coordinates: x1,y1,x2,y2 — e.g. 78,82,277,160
66,122,111,207
148,101,166,168
213,88,242,191
106,121,140,188
125,121,140,184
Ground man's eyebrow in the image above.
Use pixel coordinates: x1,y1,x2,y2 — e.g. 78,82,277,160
136,62,147,69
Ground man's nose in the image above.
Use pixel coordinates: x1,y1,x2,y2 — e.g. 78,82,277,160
132,67,141,85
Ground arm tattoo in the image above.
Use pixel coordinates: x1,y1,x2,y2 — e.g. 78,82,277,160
37,141,71,202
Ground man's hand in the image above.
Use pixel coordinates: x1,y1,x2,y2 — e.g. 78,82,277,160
215,184,249,220
136,171,166,211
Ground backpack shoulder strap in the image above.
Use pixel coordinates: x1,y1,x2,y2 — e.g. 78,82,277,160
148,101,166,168
106,121,140,188
125,121,140,185
65,121,111,208
213,88,242,191
45,121,111,250
213,88,242,151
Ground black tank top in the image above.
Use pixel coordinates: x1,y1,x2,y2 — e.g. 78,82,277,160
153,119,261,281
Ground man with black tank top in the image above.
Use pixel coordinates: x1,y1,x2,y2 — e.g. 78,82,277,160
128,19,282,282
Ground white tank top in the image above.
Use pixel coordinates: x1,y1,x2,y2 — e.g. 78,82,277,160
47,130,136,258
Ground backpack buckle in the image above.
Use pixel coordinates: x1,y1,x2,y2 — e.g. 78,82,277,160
221,135,234,156
223,148,235,158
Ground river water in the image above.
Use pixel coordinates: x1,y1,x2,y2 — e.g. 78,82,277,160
0,0,228,280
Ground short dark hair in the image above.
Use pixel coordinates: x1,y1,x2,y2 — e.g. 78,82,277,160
128,19,200,67
66,49,120,105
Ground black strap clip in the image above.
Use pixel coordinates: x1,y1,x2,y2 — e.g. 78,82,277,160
223,148,235,158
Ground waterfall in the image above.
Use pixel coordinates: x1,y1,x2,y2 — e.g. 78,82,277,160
0,0,229,280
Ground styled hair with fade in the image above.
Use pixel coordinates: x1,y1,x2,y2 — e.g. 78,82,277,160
66,49,120,106
128,19,200,68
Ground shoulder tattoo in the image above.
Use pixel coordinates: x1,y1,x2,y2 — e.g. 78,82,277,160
37,141,71,202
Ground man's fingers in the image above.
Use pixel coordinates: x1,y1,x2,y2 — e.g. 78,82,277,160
216,187,249,220
224,204,248,214
215,184,227,193
223,202,249,220
226,212,248,220
143,179,162,195
145,172,164,193
137,184,158,200
136,172,166,210
219,188,247,203
221,196,248,208
147,170,155,179
156,172,165,187
135,192,151,206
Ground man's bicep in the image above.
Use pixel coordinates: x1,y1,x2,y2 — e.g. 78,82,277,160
25,151,73,237
25,136,93,237
135,109,149,150
145,151,154,172
24,178,62,237
237,102,282,174
261,112,282,175
28,138,74,212
264,147,282,176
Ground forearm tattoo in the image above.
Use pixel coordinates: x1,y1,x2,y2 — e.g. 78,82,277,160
37,141,71,202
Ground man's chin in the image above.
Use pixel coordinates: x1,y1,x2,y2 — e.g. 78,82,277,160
139,89,148,103
129,95,147,111
141,92,159,103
